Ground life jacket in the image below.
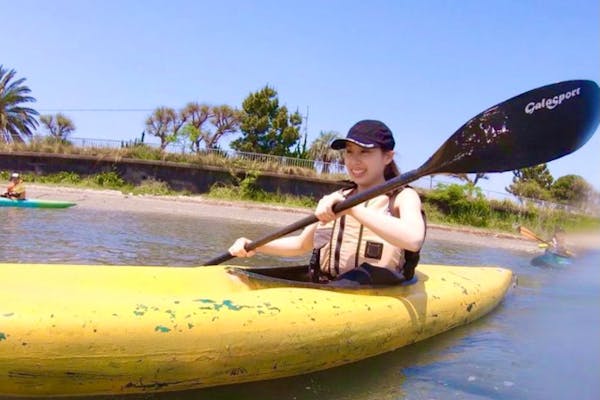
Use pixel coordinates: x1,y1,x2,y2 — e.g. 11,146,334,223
309,186,425,284
6,182,26,199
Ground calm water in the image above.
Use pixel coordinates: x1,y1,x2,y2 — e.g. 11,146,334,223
1,207,599,400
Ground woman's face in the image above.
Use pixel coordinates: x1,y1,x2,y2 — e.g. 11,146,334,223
342,142,394,188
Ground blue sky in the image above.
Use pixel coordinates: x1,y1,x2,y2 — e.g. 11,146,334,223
4,0,599,197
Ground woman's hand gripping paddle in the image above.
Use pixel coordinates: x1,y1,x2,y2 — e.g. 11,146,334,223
204,80,599,265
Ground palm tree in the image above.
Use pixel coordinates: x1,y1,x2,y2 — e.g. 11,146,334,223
40,113,76,141
145,107,186,150
180,102,212,153
0,65,39,143
308,130,343,174
208,105,241,149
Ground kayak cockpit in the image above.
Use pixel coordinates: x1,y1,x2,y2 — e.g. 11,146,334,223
226,265,417,292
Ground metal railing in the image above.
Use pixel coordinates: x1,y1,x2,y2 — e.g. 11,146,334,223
67,137,347,175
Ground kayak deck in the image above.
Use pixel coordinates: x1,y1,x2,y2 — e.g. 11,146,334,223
0,263,513,396
531,250,572,267
0,197,75,208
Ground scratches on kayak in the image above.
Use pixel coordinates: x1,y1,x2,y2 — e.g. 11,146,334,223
123,377,204,390
466,302,475,312
0,332,7,341
9,370,121,381
229,367,248,376
194,299,247,311
193,298,281,314
220,300,246,311
453,281,469,295
154,325,171,333
7,370,37,379
196,298,215,303
133,304,148,316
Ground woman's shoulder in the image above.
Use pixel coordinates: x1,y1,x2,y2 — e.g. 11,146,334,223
397,185,419,197
395,186,422,205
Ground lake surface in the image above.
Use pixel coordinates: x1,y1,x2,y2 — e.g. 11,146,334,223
1,207,599,400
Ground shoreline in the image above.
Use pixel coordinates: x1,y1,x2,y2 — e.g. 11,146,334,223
22,184,600,254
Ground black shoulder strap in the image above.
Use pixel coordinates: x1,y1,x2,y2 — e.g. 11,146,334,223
387,186,427,280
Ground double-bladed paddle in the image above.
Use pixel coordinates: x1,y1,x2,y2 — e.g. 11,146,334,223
519,226,550,244
205,79,600,265
519,226,575,257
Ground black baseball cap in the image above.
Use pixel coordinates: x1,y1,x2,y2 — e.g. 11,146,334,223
331,120,395,150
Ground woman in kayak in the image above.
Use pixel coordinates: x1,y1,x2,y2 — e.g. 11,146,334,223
229,120,426,285
2,172,26,200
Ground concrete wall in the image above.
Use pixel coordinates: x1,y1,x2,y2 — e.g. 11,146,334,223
0,151,347,198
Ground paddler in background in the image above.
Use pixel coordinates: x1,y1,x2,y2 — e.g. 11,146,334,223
1,172,27,200
550,227,571,257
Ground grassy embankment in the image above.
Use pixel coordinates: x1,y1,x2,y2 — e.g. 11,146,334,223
2,138,598,237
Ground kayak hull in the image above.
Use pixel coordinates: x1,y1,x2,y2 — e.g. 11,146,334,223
531,250,572,267
0,197,75,208
0,263,513,397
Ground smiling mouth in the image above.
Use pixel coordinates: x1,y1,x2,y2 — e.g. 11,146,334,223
350,169,366,177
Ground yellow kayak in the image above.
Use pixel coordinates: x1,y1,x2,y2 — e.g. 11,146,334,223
0,263,513,397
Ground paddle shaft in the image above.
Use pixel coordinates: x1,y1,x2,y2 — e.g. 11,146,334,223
205,169,423,265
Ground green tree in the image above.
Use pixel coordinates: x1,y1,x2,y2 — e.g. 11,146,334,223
231,85,302,156
0,65,39,143
507,163,554,199
308,130,343,174
551,174,592,206
507,180,551,201
293,130,309,159
40,113,76,141
145,107,187,150
181,102,212,153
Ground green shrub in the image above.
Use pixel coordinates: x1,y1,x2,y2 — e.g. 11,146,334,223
92,171,126,188
130,179,175,196
426,183,491,227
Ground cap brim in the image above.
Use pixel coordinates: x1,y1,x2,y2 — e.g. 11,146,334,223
330,138,377,150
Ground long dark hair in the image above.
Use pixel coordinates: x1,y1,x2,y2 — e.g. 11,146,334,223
384,157,400,181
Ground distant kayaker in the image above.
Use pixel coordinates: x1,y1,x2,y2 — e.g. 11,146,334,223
550,227,571,257
229,120,426,285
2,172,27,200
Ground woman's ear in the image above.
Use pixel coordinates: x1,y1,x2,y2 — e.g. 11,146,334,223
383,150,395,165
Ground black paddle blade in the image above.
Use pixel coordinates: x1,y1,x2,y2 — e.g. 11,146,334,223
422,80,600,174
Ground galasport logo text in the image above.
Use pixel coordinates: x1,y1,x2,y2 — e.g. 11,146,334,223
525,87,581,114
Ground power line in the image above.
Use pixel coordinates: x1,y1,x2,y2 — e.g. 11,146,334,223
38,109,153,112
